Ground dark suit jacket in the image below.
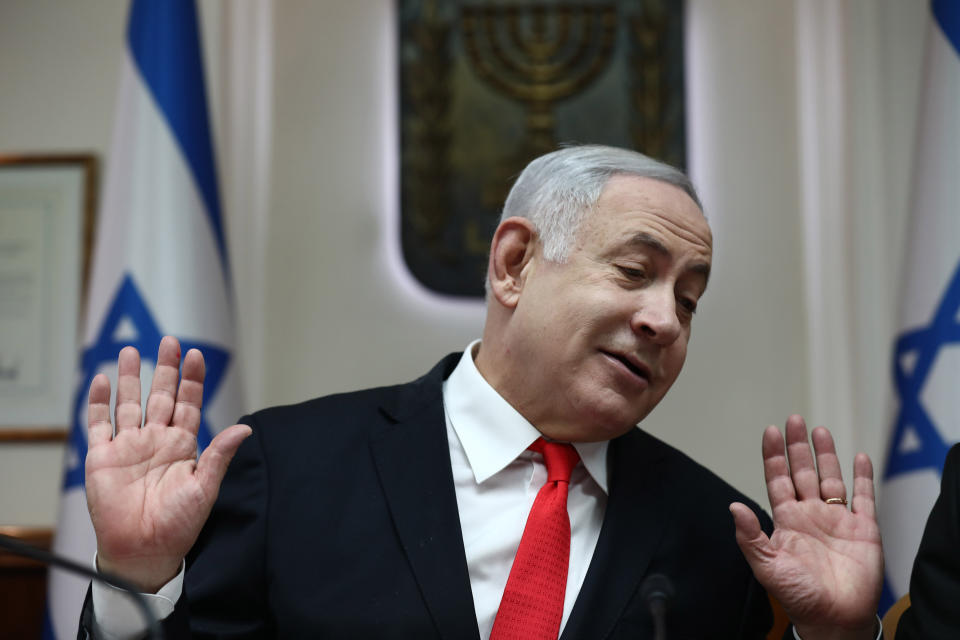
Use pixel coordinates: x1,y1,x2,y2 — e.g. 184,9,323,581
895,442,960,639
82,353,775,638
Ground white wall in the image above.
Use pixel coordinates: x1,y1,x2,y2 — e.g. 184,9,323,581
263,1,485,407
0,0,928,526
668,0,810,500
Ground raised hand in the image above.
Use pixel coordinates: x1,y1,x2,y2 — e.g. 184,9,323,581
85,336,251,592
730,415,883,640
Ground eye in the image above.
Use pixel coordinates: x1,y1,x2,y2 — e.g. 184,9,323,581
617,265,647,279
678,297,699,315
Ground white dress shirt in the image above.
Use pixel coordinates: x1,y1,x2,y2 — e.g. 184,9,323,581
443,341,608,639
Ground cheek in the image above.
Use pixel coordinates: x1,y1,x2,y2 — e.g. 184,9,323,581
661,341,688,379
545,300,601,340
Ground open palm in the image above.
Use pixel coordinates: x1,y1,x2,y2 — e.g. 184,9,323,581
731,416,882,640
85,336,251,592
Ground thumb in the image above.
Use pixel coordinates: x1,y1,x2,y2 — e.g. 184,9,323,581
729,502,773,571
196,424,253,495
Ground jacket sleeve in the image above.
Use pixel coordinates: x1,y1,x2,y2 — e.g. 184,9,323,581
178,412,273,638
77,412,273,640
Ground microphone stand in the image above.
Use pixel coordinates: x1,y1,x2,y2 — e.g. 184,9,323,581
641,573,674,640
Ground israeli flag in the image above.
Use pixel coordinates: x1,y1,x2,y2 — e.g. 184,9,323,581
877,0,960,614
44,1,241,636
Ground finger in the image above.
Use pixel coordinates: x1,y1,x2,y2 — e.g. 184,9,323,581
87,373,114,446
195,424,253,497
811,426,846,503
851,452,877,520
114,346,143,434
171,348,205,436
145,336,182,427
761,425,797,508
729,502,774,571
784,415,820,500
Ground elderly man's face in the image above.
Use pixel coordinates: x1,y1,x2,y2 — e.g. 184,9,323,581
511,175,712,442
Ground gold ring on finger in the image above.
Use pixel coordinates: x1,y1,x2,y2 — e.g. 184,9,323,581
824,497,847,505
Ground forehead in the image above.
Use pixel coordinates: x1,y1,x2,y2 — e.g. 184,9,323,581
575,174,713,258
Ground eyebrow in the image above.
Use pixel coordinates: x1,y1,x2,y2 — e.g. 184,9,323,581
626,231,712,282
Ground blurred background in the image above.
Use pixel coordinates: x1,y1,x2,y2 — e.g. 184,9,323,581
0,0,952,635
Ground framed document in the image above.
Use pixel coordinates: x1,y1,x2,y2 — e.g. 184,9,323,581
0,155,97,441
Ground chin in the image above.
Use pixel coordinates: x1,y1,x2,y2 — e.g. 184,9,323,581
607,391,654,421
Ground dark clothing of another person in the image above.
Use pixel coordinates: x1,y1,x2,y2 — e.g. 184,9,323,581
895,443,960,639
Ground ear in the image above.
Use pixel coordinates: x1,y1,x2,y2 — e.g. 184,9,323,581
486,217,538,309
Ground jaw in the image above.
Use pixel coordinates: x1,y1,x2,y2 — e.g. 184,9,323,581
536,379,657,443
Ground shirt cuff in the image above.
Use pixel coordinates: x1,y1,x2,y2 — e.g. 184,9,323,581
90,554,184,640
792,616,883,640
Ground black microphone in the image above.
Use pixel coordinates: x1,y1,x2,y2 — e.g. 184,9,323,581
640,572,674,640
0,533,163,640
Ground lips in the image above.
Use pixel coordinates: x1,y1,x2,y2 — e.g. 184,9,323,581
601,350,652,383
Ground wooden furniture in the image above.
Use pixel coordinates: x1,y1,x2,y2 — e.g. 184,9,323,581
882,594,911,640
0,527,53,639
768,593,790,639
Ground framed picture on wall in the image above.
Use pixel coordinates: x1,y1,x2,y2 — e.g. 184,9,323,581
0,155,97,442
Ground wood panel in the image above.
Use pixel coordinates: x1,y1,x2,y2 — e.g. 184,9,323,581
767,593,790,639
0,527,53,640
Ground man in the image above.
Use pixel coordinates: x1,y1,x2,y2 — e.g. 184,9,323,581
895,442,960,638
80,146,883,638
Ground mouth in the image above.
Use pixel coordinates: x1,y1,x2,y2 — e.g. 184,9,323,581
601,350,652,383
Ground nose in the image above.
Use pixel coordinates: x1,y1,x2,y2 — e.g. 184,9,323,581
630,286,682,345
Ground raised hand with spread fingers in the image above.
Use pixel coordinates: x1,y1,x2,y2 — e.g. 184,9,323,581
730,415,883,640
85,335,252,593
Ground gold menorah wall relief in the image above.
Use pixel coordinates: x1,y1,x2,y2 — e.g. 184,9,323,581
461,3,618,159
398,0,686,297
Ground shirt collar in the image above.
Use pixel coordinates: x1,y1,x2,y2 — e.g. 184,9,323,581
443,340,609,493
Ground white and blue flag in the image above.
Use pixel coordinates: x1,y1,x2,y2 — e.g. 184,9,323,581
878,0,960,614
44,0,241,636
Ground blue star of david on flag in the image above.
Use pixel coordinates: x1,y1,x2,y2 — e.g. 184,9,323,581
62,273,230,492
884,259,960,481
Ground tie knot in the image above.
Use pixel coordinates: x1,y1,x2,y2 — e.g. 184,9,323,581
529,437,580,483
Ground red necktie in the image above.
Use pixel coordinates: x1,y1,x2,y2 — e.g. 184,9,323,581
490,438,581,640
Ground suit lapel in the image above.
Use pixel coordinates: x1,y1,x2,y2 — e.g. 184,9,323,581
561,428,674,640
369,355,481,640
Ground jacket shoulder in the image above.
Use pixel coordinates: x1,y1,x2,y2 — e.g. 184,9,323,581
623,428,772,531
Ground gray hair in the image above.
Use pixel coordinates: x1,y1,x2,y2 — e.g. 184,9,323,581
499,144,702,263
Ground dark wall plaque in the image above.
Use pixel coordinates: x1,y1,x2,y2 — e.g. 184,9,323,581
399,0,687,297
